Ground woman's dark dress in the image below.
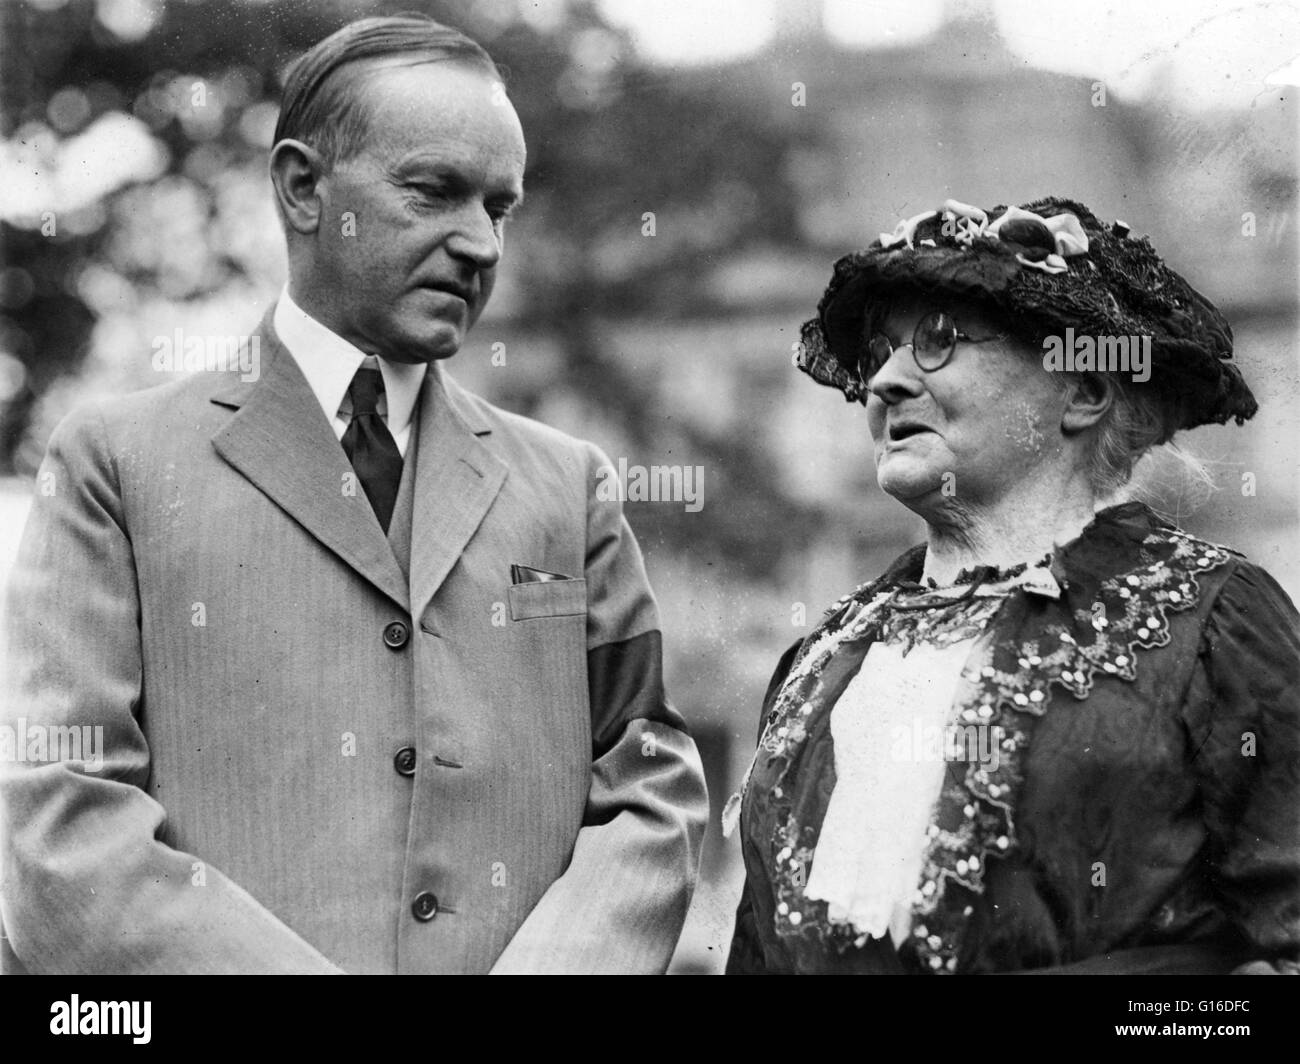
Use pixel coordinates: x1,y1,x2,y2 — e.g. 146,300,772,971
727,502,1300,974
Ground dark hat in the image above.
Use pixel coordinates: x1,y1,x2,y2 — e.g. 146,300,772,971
796,196,1257,430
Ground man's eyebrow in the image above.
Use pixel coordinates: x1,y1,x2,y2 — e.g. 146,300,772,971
392,159,463,184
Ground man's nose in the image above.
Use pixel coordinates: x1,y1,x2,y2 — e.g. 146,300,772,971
446,205,503,269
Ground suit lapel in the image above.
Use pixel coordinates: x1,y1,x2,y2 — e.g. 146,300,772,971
409,364,507,621
210,318,410,612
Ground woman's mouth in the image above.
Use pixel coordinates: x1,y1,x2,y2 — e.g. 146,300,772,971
887,423,932,443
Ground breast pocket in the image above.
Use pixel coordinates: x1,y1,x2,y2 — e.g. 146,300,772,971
507,577,588,621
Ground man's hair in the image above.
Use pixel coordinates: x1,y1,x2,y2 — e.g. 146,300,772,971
273,14,499,168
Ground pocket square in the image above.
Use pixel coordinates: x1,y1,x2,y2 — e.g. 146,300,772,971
510,564,574,584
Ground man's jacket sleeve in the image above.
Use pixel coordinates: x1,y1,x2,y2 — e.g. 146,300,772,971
490,443,708,973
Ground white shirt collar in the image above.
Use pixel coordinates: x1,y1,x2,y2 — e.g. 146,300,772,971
272,285,427,441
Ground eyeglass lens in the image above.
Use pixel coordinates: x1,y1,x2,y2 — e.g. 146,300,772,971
858,311,957,383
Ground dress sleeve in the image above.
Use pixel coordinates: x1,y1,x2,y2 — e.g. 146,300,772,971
1183,560,1300,973
725,638,805,974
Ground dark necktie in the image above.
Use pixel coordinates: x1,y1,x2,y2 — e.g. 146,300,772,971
341,367,402,533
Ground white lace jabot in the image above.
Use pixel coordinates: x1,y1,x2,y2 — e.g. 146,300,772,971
803,561,1061,945
803,637,974,945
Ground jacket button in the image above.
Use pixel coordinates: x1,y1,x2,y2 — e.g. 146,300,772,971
383,621,410,649
412,891,439,922
393,746,417,777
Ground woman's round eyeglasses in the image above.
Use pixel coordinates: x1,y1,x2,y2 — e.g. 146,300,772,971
859,311,1008,385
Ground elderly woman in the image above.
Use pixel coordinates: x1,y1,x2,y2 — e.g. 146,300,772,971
725,197,1300,975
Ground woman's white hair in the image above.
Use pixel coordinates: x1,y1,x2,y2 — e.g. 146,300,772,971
1083,374,1216,509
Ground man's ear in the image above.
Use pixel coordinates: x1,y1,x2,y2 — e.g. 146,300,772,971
269,139,326,236
1060,373,1115,435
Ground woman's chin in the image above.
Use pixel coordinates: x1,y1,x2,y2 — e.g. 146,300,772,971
876,457,944,503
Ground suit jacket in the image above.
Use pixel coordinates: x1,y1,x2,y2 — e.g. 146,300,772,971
0,314,708,974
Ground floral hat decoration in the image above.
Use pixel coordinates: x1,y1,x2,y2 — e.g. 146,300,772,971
796,196,1257,431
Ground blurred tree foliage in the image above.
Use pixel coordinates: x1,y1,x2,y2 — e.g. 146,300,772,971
0,0,828,575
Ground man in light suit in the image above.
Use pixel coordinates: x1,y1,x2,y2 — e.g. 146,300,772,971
0,14,708,974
